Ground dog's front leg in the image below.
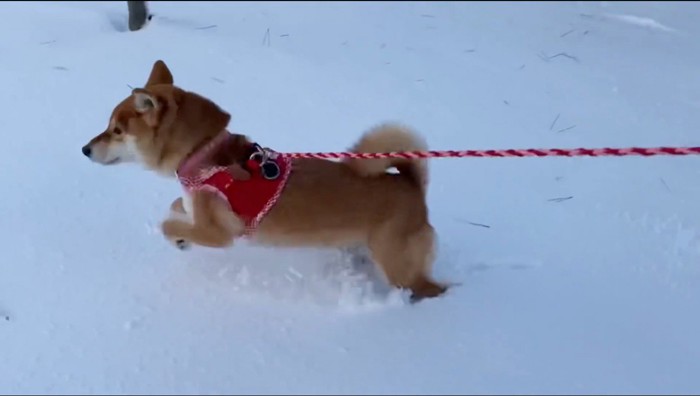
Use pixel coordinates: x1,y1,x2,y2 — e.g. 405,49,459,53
162,197,192,250
161,190,245,249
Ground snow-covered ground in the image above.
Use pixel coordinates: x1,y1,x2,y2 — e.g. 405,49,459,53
1,1,699,393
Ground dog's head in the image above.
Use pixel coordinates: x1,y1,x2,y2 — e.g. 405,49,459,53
81,60,232,175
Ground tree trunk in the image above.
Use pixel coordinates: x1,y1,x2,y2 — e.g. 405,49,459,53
127,1,150,32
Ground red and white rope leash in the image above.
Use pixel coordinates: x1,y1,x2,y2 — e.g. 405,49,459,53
282,146,700,160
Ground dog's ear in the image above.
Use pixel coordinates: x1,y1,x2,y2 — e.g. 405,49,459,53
145,60,174,87
132,88,158,112
131,88,163,127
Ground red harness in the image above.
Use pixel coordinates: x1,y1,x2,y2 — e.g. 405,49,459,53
176,133,292,235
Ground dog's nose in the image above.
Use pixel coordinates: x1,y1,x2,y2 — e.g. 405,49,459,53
82,145,92,157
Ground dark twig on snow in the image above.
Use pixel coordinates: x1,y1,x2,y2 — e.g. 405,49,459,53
550,52,580,62
126,84,134,89
421,14,436,18
538,51,580,63
660,177,672,193
463,48,476,53
262,28,271,47
503,100,510,106
211,77,225,84
548,196,574,203
557,125,577,133
195,24,218,30
560,29,576,38
280,34,290,37
550,113,561,131
39,40,56,45
518,64,526,70
455,218,492,229
52,66,68,71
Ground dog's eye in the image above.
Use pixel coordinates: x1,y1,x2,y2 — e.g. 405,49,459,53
113,128,122,135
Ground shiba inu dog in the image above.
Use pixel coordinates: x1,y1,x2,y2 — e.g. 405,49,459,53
82,60,447,301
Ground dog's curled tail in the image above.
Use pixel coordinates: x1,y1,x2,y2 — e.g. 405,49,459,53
343,123,429,195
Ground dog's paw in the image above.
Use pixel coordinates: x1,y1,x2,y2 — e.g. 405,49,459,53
165,237,192,251
174,238,191,250
161,219,191,250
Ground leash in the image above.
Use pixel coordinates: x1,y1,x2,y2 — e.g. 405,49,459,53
282,146,700,160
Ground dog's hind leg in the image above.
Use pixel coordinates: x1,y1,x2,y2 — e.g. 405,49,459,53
368,224,447,302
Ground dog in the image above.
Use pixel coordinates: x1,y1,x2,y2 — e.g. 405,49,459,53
81,60,448,302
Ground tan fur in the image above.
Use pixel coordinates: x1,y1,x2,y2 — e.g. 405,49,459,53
342,124,429,196
82,60,448,301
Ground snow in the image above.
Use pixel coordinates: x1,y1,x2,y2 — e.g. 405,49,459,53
1,0,700,393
